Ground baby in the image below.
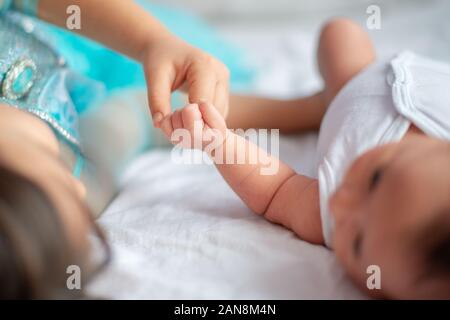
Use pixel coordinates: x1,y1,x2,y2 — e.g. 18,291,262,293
161,19,450,299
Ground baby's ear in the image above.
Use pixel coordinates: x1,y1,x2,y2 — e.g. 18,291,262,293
199,102,226,131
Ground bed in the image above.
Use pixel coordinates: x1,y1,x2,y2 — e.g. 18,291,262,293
87,0,450,299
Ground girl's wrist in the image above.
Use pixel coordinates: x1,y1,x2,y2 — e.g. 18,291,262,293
138,29,176,63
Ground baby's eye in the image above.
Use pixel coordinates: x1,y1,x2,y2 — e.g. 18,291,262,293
369,169,382,191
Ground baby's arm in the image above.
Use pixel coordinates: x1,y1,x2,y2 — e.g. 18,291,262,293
217,133,323,244
161,103,324,244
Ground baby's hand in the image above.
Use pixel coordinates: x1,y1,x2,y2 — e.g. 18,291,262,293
160,102,228,153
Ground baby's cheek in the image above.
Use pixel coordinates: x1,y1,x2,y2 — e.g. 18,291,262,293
333,235,368,292
332,226,347,258
333,218,359,266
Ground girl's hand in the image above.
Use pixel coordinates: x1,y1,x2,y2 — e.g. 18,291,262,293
159,102,228,153
37,0,230,128
141,35,230,128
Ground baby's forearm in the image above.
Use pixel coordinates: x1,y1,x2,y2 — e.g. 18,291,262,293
212,131,294,222
212,130,323,244
38,0,172,61
163,102,324,244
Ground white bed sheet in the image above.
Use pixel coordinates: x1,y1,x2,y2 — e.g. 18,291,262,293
89,134,364,299
88,0,450,299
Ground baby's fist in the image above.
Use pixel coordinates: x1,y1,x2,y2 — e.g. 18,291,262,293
160,102,228,152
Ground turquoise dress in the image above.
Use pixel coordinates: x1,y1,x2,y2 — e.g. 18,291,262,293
0,1,254,177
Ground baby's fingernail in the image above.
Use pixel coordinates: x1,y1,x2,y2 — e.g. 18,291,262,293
153,112,163,126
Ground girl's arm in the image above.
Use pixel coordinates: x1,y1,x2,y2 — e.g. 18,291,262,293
34,0,230,126
161,102,324,244
37,0,168,62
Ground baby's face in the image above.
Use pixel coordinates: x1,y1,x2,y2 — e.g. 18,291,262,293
329,132,450,299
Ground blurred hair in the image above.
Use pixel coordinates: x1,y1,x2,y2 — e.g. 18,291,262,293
0,164,86,299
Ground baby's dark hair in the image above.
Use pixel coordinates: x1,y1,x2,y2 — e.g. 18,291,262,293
416,208,450,298
0,164,86,299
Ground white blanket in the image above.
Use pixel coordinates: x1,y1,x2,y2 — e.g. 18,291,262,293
88,0,450,299
89,134,364,299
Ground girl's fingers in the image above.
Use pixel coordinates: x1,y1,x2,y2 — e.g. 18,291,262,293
188,66,216,105
199,102,226,133
213,80,229,118
160,114,174,139
146,64,174,127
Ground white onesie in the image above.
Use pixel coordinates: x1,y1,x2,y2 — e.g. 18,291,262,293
316,51,450,248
